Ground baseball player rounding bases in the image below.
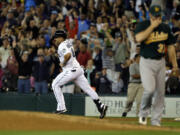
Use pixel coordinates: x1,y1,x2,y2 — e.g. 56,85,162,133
52,30,108,119
135,5,178,126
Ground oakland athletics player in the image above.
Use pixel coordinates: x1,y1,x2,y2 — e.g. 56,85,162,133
135,5,178,126
52,30,108,119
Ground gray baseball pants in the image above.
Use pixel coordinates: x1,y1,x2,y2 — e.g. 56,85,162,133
139,57,165,125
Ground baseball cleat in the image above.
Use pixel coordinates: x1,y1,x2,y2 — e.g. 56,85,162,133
139,117,147,125
122,112,127,117
54,109,67,114
99,105,108,119
174,118,180,121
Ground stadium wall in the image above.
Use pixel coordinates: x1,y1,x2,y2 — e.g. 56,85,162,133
0,93,180,118
0,92,85,115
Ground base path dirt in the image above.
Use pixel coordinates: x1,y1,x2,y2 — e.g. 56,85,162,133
0,111,179,132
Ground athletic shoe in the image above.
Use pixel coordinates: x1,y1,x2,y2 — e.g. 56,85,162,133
139,117,147,125
174,118,180,121
122,112,127,117
54,109,67,114
99,105,108,119
151,123,161,127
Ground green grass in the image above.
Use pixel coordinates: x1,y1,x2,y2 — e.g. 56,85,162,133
0,131,179,135
106,117,180,128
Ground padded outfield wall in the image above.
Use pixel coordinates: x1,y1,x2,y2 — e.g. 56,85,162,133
0,92,180,118
0,92,85,115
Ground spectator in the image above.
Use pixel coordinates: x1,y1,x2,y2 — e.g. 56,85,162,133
85,22,103,49
96,16,103,32
102,47,115,70
85,59,96,88
138,3,150,22
122,54,143,117
77,11,90,39
101,23,115,70
171,13,180,40
5,48,18,91
112,32,129,72
77,38,91,67
126,19,139,59
13,41,32,94
48,0,61,14
65,13,78,38
0,35,11,69
121,58,132,92
96,68,112,94
113,0,125,18
166,71,180,95
124,0,135,18
26,19,39,39
171,0,180,18
93,46,103,72
112,72,124,94
40,19,52,37
6,9,18,27
32,48,51,94
57,19,65,30
25,0,36,12
50,10,58,27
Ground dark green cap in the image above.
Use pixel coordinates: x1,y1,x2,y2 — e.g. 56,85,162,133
149,5,162,17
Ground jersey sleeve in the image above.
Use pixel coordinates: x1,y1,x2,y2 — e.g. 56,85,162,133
62,45,71,55
134,21,149,35
58,43,71,58
165,25,176,46
66,39,74,48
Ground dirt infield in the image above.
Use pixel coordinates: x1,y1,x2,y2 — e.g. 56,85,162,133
0,111,179,132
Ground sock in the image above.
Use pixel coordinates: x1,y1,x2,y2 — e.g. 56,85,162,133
93,99,104,112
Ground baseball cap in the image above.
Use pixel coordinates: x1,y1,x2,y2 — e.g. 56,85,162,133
53,30,67,39
149,5,162,17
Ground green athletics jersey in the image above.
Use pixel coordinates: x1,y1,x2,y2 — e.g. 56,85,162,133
134,20,176,59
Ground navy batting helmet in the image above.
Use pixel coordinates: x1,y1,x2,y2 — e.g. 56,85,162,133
53,30,67,39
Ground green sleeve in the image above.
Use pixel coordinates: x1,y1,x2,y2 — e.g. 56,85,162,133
134,21,149,35
165,25,176,46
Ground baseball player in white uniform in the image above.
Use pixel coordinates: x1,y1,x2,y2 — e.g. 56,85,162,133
52,30,108,119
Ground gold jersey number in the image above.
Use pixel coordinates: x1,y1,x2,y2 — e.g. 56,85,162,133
158,44,165,53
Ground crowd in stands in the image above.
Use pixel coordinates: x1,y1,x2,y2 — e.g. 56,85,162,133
0,0,179,95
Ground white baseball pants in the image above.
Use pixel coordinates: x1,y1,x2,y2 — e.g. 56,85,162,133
52,67,99,111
